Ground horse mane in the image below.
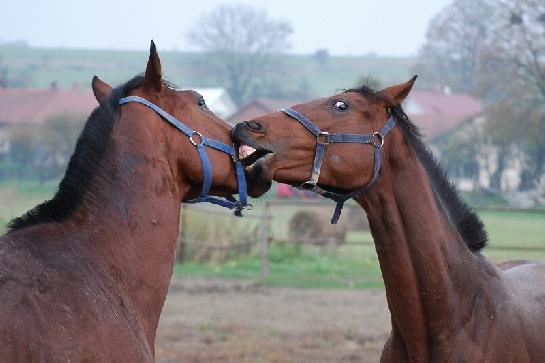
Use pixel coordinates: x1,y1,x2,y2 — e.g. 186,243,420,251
348,84,488,252
7,75,146,233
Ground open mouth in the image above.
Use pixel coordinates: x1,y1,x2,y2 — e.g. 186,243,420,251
237,144,272,167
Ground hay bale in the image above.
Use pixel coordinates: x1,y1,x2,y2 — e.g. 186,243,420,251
288,210,347,245
345,207,370,231
288,210,323,242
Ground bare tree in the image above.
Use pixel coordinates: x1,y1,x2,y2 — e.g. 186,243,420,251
188,4,292,106
412,0,495,94
480,0,545,189
6,114,85,182
416,0,545,190
482,0,545,102
0,54,8,87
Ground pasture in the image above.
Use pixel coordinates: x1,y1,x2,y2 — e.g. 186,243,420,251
0,45,413,99
2,180,545,286
2,180,545,361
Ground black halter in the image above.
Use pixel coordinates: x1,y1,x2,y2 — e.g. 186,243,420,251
119,96,250,216
281,107,396,224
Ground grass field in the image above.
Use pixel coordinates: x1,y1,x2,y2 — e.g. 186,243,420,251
0,45,414,99
175,208,545,288
1,180,545,288
0,179,58,234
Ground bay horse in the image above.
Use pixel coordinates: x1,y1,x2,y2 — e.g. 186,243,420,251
0,42,252,362
232,78,545,361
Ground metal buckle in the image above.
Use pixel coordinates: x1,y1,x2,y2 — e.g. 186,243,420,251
372,132,384,148
317,131,330,145
242,203,253,211
189,131,204,146
300,181,316,191
233,203,253,215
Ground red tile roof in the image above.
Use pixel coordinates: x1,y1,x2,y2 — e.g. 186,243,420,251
406,91,483,140
230,92,483,141
227,98,301,125
0,88,97,125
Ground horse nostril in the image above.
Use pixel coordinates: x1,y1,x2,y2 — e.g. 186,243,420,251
244,121,265,132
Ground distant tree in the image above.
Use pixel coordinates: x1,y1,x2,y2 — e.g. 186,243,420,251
412,0,495,94
6,114,85,182
294,77,311,100
435,128,483,187
37,113,86,182
416,0,545,190
354,76,383,90
480,0,545,189
187,4,293,106
313,49,330,66
8,125,37,179
0,54,9,87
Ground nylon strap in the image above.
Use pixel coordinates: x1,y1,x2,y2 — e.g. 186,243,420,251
119,96,249,215
281,107,396,224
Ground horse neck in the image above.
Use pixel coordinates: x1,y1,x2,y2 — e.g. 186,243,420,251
71,108,187,345
357,134,494,360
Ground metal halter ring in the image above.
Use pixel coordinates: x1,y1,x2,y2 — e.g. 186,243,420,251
317,131,330,145
372,132,384,148
242,203,253,211
189,131,204,146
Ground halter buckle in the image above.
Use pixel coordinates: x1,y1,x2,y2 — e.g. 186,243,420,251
317,131,330,145
300,181,319,191
372,132,384,148
189,131,204,146
232,202,253,217
242,203,253,211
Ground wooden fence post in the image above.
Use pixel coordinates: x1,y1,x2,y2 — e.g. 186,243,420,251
176,204,187,263
260,201,270,281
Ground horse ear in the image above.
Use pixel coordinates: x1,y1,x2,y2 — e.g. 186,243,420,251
92,76,112,104
143,40,162,92
380,75,417,106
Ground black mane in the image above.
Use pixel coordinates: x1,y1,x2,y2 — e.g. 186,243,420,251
350,84,488,252
7,75,145,232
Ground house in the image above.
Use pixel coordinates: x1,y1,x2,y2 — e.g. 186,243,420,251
227,98,301,126
405,90,522,192
192,88,237,119
405,90,484,142
0,86,97,126
0,86,98,155
0,86,237,155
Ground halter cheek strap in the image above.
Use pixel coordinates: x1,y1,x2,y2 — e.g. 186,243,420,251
119,96,249,216
281,107,396,224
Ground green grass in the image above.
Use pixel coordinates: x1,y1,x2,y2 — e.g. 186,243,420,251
0,45,414,98
174,209,545,289
0,179,58,228
175,242,383,288
479,210,545,262
1,180,545,288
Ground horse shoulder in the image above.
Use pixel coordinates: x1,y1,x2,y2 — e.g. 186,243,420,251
0,231,154,362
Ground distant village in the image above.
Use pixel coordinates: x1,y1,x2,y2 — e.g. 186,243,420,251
0,81,525,195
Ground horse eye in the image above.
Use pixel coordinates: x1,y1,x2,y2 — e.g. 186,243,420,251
333,101,349,112
198,97,206,108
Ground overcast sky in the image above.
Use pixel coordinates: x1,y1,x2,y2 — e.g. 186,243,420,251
3,0,452,56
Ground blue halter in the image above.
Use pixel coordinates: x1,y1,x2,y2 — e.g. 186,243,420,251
281,107,396,224
119,95,249,216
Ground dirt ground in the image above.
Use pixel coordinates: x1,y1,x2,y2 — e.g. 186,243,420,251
155,277,391,363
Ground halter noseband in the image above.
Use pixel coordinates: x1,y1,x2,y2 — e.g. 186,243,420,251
119,96,250,216
281,107,396,224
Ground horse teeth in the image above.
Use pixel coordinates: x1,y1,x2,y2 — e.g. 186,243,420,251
239,145,256,159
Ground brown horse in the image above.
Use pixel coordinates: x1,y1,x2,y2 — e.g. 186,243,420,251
232,78,545,361
0,42,252,362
